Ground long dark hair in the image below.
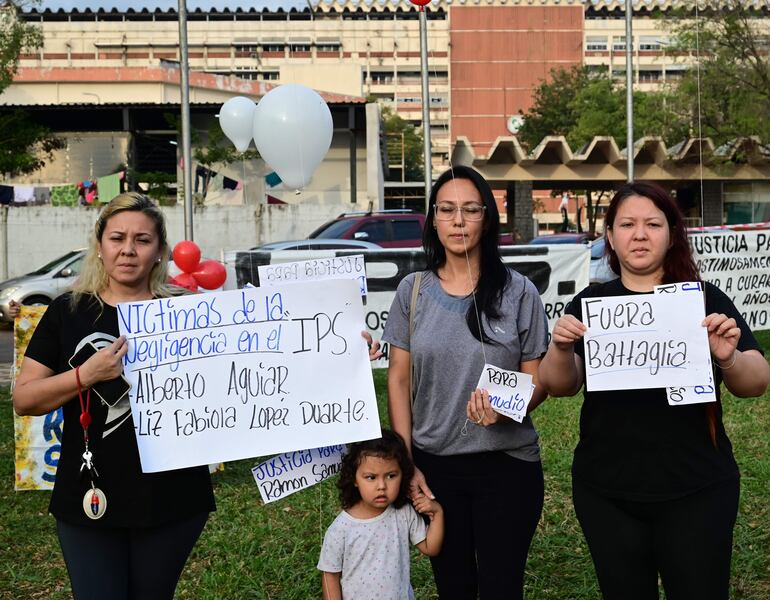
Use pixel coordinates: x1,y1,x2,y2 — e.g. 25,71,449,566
423,165,510,343
604,182,718,444
337,429,414,510
604,181,700,284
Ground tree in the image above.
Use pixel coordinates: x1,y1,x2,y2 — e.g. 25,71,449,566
0,1,65,177
381,106,424,181
519,67,688,152
664,2,770,146
516,66,591,149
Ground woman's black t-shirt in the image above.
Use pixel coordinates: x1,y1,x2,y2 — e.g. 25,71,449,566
24,293,215,527
565,279,763,501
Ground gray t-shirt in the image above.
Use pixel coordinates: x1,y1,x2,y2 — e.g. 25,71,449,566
382,269,548,460
317,504,427,600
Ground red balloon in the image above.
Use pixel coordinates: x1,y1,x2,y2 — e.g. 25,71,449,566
192,259,227,290
409,0,431,6
173,240,201,274
169,273,199,292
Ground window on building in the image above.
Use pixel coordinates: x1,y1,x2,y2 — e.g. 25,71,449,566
316,41,341,52
234,44,259,53
612,36,632,51
639,36,666,51
290,43,311,52
586,36,608,51
666,67,687,80
724,183,770,224
639,69,662,82
262,42,285,52
371,72,394,84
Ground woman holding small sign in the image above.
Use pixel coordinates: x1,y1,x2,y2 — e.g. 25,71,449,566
383,166,549,599
13,193,215,599
539,181,770,600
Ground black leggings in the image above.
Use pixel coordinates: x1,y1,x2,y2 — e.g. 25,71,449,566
56,512,209,600
414,447,544,600
573,477,739,600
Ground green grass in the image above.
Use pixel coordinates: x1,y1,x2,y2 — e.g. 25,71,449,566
1,332,768,599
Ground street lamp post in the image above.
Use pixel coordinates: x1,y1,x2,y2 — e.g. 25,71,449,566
625,0,634,183
419,10,432,210
178,0,194,240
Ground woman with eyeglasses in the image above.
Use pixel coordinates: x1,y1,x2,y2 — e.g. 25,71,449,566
382,166,549,599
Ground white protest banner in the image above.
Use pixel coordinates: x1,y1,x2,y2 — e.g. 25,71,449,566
654,282,717,406
117,279,381,473
475,364,534,423
582,293,711,392
691,230,770,331
252,444,346,504
258,254,368,296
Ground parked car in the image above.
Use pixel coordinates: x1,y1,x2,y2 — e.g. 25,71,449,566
308,209,515,247
252,239,382,251
528,232,594,245
308,210,426,248
589,237,617,284
0,249,86,322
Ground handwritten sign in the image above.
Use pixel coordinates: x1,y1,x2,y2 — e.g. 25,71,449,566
252,444,346,504
475,364,534,423
654,282,717,405
581,293,711,392
117,279,381,473
258,254,368,296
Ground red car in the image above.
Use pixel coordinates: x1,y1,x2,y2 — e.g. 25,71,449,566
308,210,515,248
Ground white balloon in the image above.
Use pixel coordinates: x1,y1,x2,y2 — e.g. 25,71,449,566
219,96,257,152
252,84,333,189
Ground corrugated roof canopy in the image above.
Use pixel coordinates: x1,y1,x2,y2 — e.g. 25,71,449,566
452,135,770,187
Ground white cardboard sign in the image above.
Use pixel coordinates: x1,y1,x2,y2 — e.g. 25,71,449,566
475,364,534,423
258,254,368,296
252,444,346,504
654,282,717,405
582,293,711,392
117,279,381,473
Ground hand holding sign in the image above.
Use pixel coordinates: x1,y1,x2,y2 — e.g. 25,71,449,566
654,282,717,406
473,364,535,424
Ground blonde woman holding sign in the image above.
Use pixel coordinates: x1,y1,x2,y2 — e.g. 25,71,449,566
539,182,770,600
383,166,549,599
13,193,215,599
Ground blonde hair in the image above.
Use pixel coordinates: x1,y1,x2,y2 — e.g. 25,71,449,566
70,192,177,309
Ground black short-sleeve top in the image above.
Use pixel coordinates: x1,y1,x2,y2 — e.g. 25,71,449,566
565,279,763,501
24,293,215,527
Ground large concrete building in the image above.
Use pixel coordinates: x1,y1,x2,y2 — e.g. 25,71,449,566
4,0,770,237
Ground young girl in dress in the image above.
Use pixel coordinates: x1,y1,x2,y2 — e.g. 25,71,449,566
318,429,444,600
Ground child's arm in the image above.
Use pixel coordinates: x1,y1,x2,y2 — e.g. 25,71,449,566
413,496,445,557
321,571,342,600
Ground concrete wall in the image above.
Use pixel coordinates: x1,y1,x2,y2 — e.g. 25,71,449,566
0,202,354,281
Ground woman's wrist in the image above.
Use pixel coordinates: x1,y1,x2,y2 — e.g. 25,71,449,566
716,350,738,370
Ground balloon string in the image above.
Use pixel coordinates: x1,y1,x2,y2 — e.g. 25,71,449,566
294,88,306,193
424,8,488,372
